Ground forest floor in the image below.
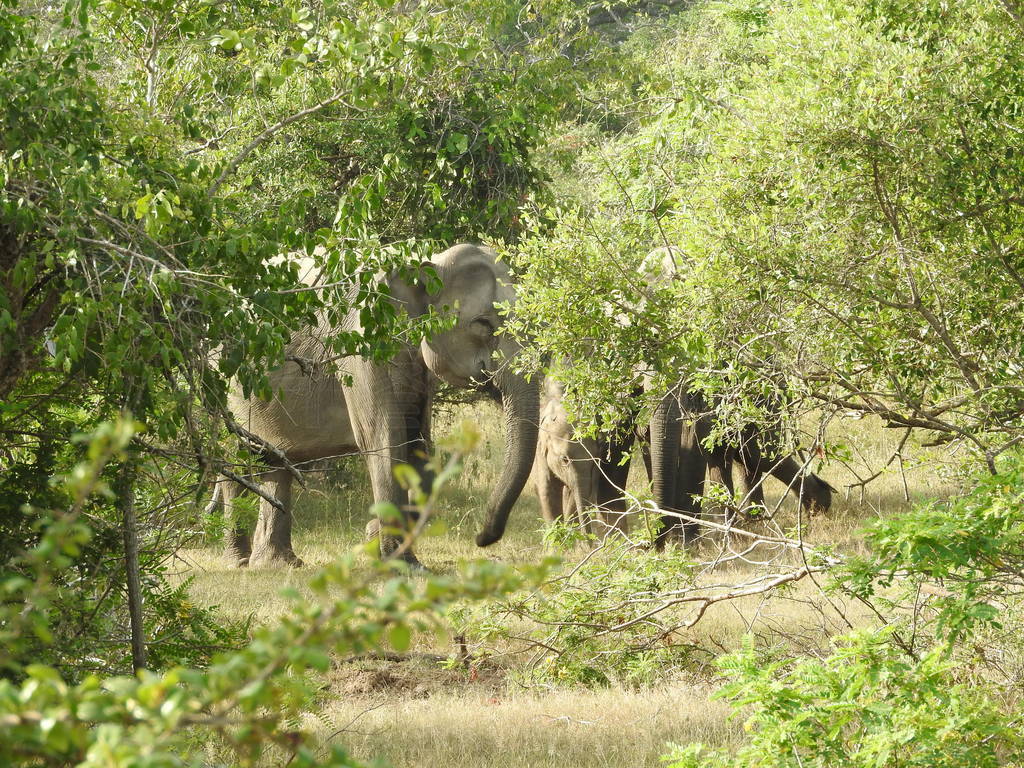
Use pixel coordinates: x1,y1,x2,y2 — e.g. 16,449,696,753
175,404,960,767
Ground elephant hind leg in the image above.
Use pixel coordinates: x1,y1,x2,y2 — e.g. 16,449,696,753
735,426,767,516
735,463,767,521
249,467,304,569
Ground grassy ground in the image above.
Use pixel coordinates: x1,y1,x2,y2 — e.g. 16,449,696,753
174,404,960,767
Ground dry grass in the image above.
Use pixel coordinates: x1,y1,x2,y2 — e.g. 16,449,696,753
174,404,961,767
317,677,740,768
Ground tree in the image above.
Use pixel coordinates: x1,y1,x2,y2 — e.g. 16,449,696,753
511,0,1024,470
1,0,589,676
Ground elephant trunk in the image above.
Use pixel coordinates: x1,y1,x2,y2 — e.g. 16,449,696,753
649,383,684,546
476,362,540,547
572,471,589,530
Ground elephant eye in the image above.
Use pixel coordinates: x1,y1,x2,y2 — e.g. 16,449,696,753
473,317,495,334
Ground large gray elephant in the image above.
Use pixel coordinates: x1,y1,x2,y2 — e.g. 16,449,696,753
532,378,630,534
222,243,539,568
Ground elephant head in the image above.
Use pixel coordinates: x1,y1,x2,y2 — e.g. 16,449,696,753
756,454,835,516
418,244,508,388
394,243,539,548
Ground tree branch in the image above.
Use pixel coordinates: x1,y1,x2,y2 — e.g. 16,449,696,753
207,91,349,198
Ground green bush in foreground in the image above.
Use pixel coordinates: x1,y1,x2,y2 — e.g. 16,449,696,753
665,453,1024,767
0,420,555,767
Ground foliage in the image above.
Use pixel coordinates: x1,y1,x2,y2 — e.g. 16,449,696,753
843,450,1024,643
1,0,587,680
511,0,1024,464
664,452,1024,767
0,419,556,766
453,530,710,688
0,419,252,679
665,631,1022,768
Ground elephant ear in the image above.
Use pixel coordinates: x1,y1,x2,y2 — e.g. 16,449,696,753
386,261,441,319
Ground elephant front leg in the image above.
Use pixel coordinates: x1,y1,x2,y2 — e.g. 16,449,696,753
249,468,303,568
350,367,428,569
363,451,424,568
649,389,684,549
219,480,252,568
535,461,564,524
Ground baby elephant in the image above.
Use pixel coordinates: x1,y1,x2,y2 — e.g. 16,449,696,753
533,379,630,535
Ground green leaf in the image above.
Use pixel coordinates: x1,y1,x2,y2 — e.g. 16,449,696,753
388,623,411,652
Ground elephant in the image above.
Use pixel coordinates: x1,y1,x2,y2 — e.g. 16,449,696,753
222,243,539,568
641,388,836,546
726,423,834,517
641,247,833,546
532,377,630,535
528,372,831,547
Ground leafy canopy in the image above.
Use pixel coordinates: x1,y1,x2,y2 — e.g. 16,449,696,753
512,0,1024,463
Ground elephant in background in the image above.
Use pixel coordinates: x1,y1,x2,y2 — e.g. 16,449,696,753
529,362,831,547
223,243,539,568
646,388,835,546
642,246,833,546
722,423,834,517
674,395,835,536
533,378,630,534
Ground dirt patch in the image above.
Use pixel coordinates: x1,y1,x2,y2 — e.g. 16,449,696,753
329,653,506,701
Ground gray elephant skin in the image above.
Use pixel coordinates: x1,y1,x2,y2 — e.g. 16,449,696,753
642,247,833,546
222,243,539,568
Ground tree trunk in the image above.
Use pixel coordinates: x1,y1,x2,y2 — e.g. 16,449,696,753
118,458,147,673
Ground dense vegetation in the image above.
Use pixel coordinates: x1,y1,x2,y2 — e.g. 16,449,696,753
3,0,1024,765
2,0,583,676
515,0,1024,465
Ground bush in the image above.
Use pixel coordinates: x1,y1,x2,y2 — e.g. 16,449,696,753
0,421,554,766
664,452,1024,767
